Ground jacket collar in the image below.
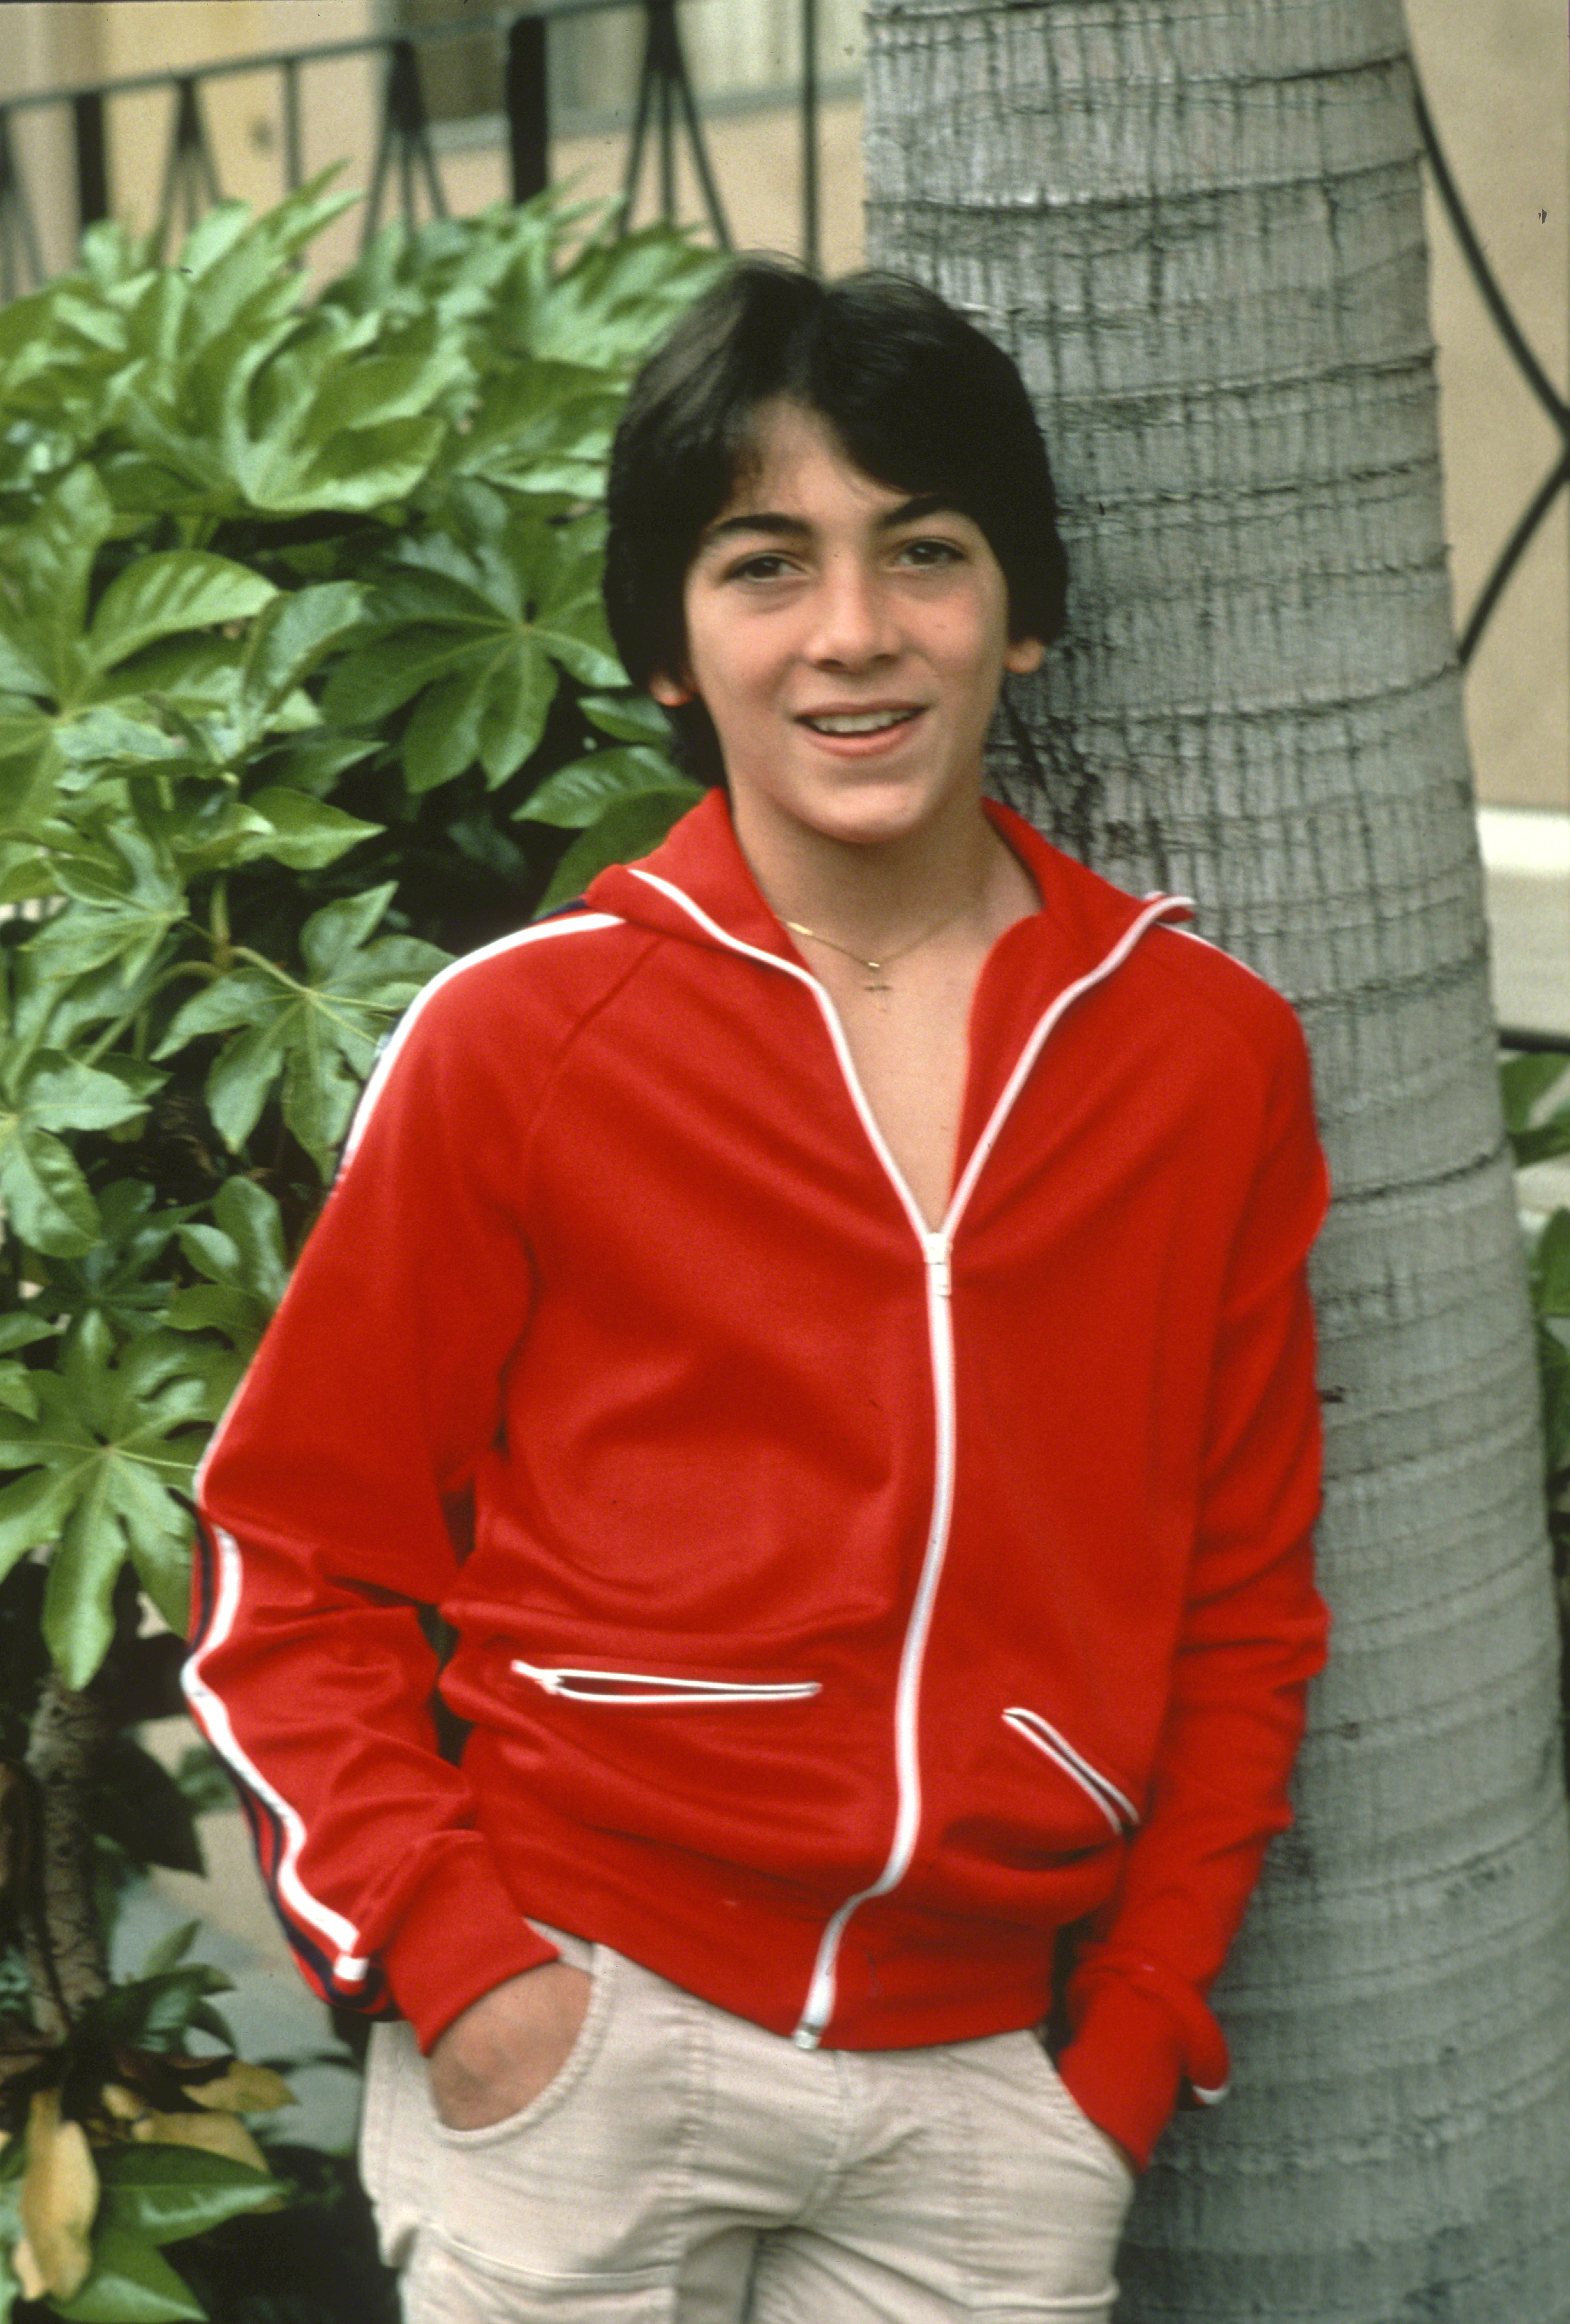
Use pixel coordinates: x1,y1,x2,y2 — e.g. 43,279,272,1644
586,787,1192,984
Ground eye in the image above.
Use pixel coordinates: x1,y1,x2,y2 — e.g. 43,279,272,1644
723,550,800,585
895,535,966,570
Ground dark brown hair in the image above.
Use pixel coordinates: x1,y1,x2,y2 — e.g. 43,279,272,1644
603,260,1068,785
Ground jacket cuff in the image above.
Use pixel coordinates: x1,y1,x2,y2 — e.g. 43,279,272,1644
381,1839,559,2050
1055,1981,1210,2173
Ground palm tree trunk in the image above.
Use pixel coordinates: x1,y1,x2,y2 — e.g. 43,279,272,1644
864,2,1570,2315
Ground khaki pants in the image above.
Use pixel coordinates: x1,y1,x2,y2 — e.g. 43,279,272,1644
360,1932,1133,2322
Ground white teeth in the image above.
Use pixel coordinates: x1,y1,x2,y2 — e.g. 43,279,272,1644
804,710,914,734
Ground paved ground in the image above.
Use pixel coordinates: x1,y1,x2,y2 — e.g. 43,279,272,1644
1481,808,1570,1214
1480,810,1570,1043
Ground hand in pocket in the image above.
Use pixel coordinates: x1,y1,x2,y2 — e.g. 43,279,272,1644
427,1960,593,2130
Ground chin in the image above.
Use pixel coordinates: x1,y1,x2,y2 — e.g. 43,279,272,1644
806,798,932,850
803,757,947,818
830,782,964,847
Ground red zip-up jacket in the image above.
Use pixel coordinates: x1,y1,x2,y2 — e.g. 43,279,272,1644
186,792,1329,2169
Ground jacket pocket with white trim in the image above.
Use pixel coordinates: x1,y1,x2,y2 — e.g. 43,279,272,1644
1001,1707,1141,1836
511,1659,821,1708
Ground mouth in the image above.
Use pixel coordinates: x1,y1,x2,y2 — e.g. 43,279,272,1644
797,707,922,737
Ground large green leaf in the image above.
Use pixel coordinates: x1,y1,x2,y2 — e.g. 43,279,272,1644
0,1320,237,1681
0,700,63,839
31,825,187,987
0,465,117,710
4,941,165,1064
108,583,370,780
167,1177,289,1354
0,630,51,700
402,657,511,794
1513,1107,1570,1171
55,707,190,779
236,581,365,724
519,745,689,830
0,1122,100,1255
537,785,702,912
169,174,355,340
0,1463,82,1579
46,2223,205,2322
1540,1318,1570,1483
90,182,380,526
579,690,676,745
83,555,277,678
1535,1208,1570,1320
155,888,447,1173
519,518,625,690
95,2145,277,2248
528,226,727,370
1502,1051,1570,1158
237,786,382,871
320,624,483,728
29,1180,189,1342
0,1049,153,1258
108,298,454,522
220,307,465,516
435,358,622,500
337,514,624,795
83,1962,234,2054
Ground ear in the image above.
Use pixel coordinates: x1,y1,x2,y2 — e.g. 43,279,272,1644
1004,635,1045,677
649,672,695,708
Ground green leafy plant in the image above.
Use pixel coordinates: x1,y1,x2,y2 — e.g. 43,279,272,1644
1,1925,287,2319
0,176,719,2319
1500,1051,1570,1748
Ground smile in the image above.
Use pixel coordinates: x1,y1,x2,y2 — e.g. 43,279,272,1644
799,710,921,736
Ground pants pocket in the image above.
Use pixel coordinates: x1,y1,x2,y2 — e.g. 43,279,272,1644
365,1947,708,2295
402,2236,670,2323
944,2031,1133,2316
1018,2036,1136,2193
426,1942,615,2147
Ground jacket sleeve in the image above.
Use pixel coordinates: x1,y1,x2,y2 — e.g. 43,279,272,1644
184,971,562,2051
1055,998,1331,2169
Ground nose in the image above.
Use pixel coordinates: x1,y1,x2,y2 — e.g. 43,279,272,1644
805,554,898,670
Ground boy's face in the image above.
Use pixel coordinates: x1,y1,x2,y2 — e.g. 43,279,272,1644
652,401,1042,862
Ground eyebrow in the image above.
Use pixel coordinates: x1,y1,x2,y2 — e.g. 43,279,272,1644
698,492,957,550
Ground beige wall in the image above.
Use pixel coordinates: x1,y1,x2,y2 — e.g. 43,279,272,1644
1,2,376,279
542,96,864,279
89,0,378,250
1,4,102,280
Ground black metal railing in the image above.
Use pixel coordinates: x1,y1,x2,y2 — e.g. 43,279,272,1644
1412,72,1570,676
1411,68,1570,1052
0,0,843,294
0,28,1554,689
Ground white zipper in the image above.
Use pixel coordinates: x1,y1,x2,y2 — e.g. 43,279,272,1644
793,1228,960,2044
1002,1707,1140,1835
922,1235,951,1299
511,1658,819,1706
625,868,1186,2048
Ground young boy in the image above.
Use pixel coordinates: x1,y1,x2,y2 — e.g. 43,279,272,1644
186,262,1329,2322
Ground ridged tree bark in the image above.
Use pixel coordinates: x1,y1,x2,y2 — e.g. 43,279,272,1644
863,2,1570,2316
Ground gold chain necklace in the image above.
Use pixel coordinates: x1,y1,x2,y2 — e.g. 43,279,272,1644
783,889,977,1002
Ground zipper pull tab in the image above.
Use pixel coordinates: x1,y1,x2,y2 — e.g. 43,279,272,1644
924,1237,952,1298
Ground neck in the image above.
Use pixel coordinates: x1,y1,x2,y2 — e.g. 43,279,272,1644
733,791,1012,959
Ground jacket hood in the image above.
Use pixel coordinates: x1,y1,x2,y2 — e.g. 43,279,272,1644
586,788,1193,979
